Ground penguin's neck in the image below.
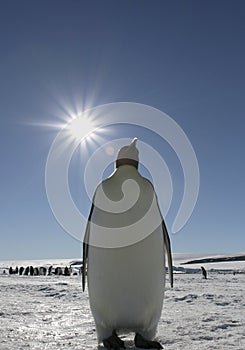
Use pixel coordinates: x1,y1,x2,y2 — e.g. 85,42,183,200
114,165,138,176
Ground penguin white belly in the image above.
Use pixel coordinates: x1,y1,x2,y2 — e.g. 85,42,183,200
87,227,165,342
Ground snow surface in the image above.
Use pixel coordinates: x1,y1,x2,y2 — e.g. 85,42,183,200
0,261,244,350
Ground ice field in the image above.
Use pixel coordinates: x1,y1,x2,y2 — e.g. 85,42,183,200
0,259,244,350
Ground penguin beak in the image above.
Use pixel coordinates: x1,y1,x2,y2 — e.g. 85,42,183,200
130,138,137,148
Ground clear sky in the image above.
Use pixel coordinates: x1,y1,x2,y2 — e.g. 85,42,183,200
0,0,244,260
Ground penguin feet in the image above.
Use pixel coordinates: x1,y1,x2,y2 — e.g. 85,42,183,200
134,333,163,349
103,331,126,350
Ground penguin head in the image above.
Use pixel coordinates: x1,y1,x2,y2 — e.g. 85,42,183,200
116,138,139,169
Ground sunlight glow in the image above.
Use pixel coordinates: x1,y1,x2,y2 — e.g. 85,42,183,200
46,92,108,149
26,84,107,145
68,114,95,142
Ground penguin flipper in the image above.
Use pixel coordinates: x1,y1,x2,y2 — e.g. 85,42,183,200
151,187,174,288
162,220,174,288
82,203,94,292
82,239,89,292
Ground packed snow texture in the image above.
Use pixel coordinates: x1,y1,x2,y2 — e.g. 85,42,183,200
0,267,244,350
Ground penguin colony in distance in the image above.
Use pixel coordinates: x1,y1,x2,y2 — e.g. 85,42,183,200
83,139,173,349
5,265,74,276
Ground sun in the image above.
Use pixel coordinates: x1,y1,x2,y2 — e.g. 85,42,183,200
68,114,96,142
64,111,107,158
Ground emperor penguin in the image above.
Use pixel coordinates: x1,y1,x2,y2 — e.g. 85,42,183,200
83,138,173,349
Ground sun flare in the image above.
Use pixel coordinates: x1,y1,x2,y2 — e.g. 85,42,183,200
68,114,96,142
64,110,108,159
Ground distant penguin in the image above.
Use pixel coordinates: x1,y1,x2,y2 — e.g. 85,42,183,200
201,266,207,279
34,267,39,276
54,267,62,275
9,267,13,275
24,266,30,276
39,267,47,276
19,267,24,275
29,266,34,276
64,266,71,276
83,139,173,349
48,266,53,275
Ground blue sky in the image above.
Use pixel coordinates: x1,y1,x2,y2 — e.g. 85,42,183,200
0,0,244,260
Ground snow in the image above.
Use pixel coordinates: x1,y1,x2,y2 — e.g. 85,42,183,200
0,259,244,349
